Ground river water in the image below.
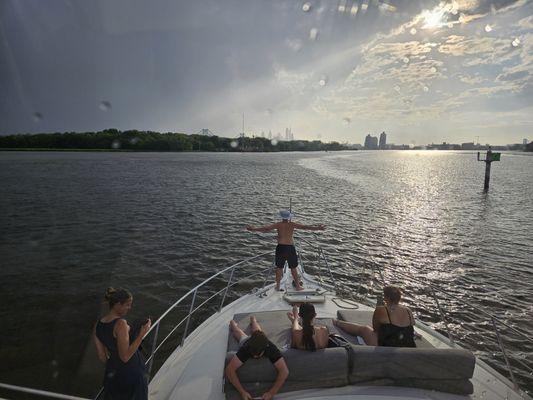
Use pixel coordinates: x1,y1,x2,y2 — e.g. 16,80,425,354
1,150,532,397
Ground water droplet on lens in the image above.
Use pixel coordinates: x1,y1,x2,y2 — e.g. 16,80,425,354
111,140,121,149
394,85,401,92
129,137,139,145
318,76,328,86
484,24,492,32
410,28,417,35
512,38,520,47
32,112,43,122
402,57,410,64
230,140,238,148
430,67,437,73
52,371,59,379
99,101,112,111
342,117,351,125
266,108,274,116
51,360,58,367
423,86,429,92
302,2,311,12
309,28,319,41
271,139,278,146
447,22,454,28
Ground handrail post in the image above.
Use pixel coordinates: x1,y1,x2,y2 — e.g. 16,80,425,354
219,266,235,311
319,247,338,293
429,287,455,346
181,288,198,346
261,261,273,290
491,317,520,391
147,323,160,376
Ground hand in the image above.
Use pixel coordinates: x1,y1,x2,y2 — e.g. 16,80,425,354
240,391,252,400
140,318,151,336
261,391,274,400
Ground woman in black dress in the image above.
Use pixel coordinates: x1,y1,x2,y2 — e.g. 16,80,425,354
93,288,151,400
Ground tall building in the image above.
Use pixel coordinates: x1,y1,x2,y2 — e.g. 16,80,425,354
364,134,378,149
379,131,387,149
524,138,528,145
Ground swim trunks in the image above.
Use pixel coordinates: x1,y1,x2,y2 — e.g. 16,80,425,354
275,244,298,269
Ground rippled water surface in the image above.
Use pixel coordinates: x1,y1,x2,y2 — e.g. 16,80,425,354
1,151,532,396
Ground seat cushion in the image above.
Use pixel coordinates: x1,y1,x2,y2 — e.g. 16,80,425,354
348,345,475,395
224,347,349,399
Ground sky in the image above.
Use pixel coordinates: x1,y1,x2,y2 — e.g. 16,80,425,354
0,0,532,145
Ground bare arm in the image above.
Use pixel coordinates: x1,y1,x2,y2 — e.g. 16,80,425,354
290,306,302,348
246,223,278,233
115,318,151,363
263,358,289,399
292,222,325,231
225,356,252,400
93,324,108,364
372,307,384,332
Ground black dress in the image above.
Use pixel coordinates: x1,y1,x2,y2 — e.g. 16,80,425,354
95,318,148,400
377,307,416,347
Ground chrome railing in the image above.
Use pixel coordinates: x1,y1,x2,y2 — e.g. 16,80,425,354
141,251,273,373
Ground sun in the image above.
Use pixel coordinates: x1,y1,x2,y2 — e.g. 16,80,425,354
421,9,446,29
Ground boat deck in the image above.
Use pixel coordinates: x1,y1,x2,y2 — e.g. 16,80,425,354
148,268,528,400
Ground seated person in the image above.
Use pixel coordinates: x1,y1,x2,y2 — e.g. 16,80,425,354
287,303,330,350
333,285,416,347
226,316,289,400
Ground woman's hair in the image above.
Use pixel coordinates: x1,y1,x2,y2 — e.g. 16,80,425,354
104,287,132,309
298,303,316,351
383,286,402,304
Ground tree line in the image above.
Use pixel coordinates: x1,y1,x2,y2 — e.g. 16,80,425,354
0,129,346,152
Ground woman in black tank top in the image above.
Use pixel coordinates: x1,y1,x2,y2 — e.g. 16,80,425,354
333,285,416,348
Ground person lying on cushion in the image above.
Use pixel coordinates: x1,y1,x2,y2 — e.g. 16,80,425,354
226,316,289,400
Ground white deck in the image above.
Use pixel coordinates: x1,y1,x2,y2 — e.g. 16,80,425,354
149,268,529,400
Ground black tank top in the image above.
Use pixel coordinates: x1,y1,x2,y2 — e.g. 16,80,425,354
377,306,416,347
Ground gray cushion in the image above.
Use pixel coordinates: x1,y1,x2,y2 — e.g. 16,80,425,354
228,311,292,352
224,348,349,399
348,345,475,395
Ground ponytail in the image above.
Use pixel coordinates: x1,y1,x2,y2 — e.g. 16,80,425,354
299,303,316,352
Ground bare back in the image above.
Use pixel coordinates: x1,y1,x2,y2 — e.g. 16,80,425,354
276,221,295,245
292,325,329,350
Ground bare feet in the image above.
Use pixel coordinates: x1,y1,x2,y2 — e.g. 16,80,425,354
295,286,305,291
229,320,238,330
249,315,257,325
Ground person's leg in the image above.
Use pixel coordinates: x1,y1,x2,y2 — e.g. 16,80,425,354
290,267,304,291
249,315,262,333
275,268,283,291
274,246,285,291
229,320,248,342
333,319,378,346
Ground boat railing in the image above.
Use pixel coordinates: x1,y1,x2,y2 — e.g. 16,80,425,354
141,250,274,377
295,237,533,394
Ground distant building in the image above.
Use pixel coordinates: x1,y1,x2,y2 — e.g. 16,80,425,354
379,131,387,149
524,138,528,146
461,142,475,150
364,134,378,149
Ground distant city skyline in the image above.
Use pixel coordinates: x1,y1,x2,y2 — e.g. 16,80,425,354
1,1,532,146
